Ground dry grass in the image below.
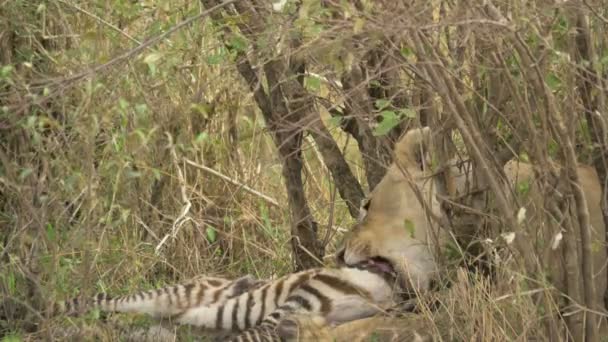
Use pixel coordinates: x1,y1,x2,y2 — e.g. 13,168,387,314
0,2,359,339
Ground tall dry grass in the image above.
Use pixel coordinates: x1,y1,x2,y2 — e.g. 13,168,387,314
0,1,354,339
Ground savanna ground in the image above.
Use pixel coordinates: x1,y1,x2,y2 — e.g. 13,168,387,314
1,1,608,341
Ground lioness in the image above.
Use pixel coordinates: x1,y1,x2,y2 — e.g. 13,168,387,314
337,126,606,305
337,126,448,295
328,127,607,340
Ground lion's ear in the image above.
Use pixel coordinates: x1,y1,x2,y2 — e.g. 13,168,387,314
393,127,432,171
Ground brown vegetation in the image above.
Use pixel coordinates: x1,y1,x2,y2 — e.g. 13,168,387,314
1,0,607,341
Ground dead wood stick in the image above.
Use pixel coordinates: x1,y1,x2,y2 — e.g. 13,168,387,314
184,158,280,208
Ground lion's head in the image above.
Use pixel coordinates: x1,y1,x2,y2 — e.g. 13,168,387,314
337,127,448,294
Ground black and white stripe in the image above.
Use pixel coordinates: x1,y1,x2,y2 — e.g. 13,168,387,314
53,274,262,318
175,267,395,342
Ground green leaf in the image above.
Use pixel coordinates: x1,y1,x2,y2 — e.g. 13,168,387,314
600,48,608,67
6,271,16,296
546,73,561,91
206,49,226,65
135,104,148,114
548,139,559,158
151,168,162,181
118,98,129,111
368,332,380,342
369,80,381,88
553,15,569,35
398,108,417,119
1,334,21,342
259,203,269,226
444,241,462,261
0,65,14,78
592,240,602,253
120,208,131,223
328,115,342,127
46,223,56,242
374,99,391,111
353,18,365,34
148,63,157,76
305,75,321,91
206,226,217,243
372,110,400,137
400,47,414,58
195,132,209,144
89,308,101,320
403,219,415,238
126,170,142,178
18,168,33,180
190,103,212,118
516,180,530,196
228,35,248,53
143,52,162,75
309,24,324,35
143,52,163,66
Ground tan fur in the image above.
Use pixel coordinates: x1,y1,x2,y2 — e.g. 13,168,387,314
338,127,449,293
445,159,607,311
281,315,435,342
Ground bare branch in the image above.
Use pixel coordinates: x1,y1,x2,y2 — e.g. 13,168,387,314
184,158,280,208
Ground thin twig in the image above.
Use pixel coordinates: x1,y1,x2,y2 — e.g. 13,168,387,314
494,288,548,302
29,0,237,89
56,0,141,45
582,0,608,25
155,133,193,255
184,158,280,207
305,135,327,171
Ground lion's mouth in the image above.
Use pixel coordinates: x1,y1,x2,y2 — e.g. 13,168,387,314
336,249,397,278
357,256,397,277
